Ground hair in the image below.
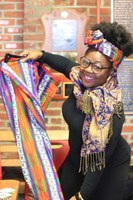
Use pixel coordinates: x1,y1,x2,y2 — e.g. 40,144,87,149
91,21,133,57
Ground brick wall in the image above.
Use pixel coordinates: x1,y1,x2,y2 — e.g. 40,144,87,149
0,0,133,164
0,0,24,58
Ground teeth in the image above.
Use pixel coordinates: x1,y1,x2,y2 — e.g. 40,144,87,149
85,75,93,80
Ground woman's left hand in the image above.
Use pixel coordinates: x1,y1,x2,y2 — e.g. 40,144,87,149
19,49,43,62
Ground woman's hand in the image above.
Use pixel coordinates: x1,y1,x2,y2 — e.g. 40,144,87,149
69,196,76,200
20,50,43,62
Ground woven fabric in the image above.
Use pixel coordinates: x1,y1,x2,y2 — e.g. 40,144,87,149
0,58,63,200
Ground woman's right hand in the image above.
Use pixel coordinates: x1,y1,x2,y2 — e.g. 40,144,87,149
20,50,43,62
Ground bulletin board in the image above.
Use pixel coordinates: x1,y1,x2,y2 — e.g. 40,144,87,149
117,59,133,113
111,0,133,113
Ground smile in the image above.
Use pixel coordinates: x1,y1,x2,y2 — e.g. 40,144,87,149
84,75,94,80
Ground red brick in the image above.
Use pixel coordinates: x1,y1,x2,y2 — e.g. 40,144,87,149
130,119,133,123
4,43,23,49
77,0,96,6
23,43,38,49
0,4,15,9
88,17,97,27
24,8,34,15
46,126,66,130
100,8,110,15
51,118,62,124
0,35,12,41
4,12,23,18
0,19,15,25
122,126,133,132
35,25,43,32
100,16,110,22
0,104,6,112
89,8,110,16
4,43,17,49
131,134,133,140
53,0,74,5
0,113,8,120
24,26,36,32
76,8,88,14
4,0,23,2
17,3,24,10
0,52,7,58
23,34,44,40
130,142,133,148
45,110,61,116
101,0,111,6
50,101,63,107
16,19,24,25
5,27,23,33
14,35,23,41
122,134,129,140
0,121,5,127
89,8,97,15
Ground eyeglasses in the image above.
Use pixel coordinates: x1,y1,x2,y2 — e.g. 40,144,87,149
80,56,112,74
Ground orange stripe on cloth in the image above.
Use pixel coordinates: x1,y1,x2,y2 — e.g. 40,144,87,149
14,86,49,199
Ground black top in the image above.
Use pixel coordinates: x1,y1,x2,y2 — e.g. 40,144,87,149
38,51,131,198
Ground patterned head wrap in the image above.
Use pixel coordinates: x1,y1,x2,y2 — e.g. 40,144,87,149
84,30,123,70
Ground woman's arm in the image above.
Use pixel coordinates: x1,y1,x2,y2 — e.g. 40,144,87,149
20,50,79,79
38,51,79,78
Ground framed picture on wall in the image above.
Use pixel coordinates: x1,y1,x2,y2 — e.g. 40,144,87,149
52,19,77,51
42,9,88,63
53,73,72,100
63,82,73,98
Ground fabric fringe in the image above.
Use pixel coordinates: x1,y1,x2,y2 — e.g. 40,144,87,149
79,102,123,174
108,101,123,141
79,151,105,174
82,90,94,114
113,101,123,117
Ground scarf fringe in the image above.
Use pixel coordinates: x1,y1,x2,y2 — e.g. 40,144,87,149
82,90,93,114
79,151,105,174
79,102,123,175
108,101,123,141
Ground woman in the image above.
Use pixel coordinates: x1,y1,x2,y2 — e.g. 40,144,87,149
21,21,133,200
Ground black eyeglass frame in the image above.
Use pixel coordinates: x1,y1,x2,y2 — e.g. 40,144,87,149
80,56,113,74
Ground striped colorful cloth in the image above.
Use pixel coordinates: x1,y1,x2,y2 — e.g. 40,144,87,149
0,57,64,200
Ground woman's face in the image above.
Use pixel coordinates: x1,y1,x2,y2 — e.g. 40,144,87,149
79,49,114,88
